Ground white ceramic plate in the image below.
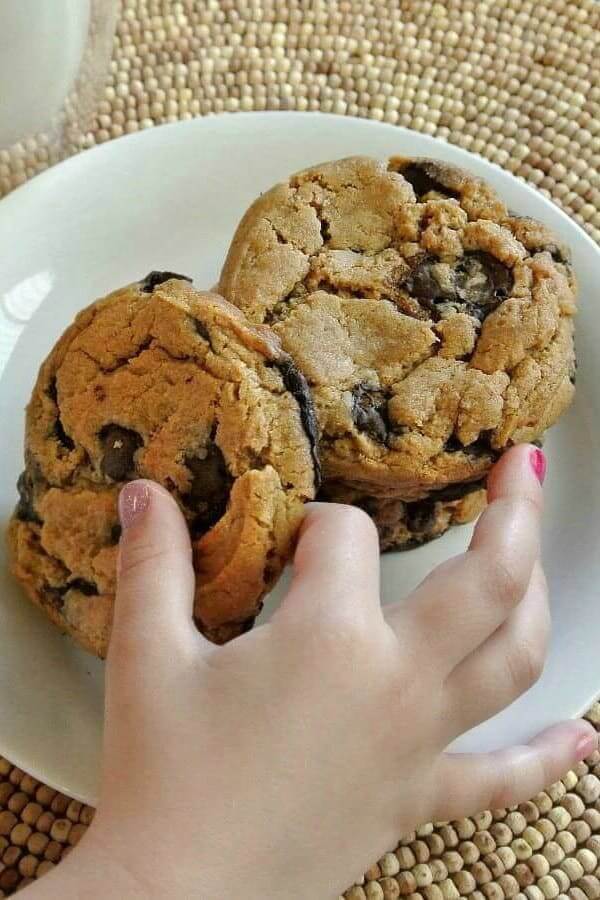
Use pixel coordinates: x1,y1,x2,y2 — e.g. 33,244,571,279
1,113,599,804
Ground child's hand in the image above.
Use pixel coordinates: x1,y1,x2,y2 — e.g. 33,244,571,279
27,445,597,900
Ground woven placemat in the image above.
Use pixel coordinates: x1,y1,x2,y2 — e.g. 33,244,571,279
1,1,600,896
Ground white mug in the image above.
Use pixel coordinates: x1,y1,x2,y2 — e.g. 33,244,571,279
0,0,115,151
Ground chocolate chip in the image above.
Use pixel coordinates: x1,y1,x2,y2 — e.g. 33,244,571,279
185,443,233,535
404,255,454,306
405,498,437,534
320,216,331,243
45,578,98,609
47,378,58,403
351,385,389,442
430,478,486,502
399,161,460,200
444,435,464,453
403,252,513,321
469,434,498,457
270,355,321,488
139,271,193,293
110,523,122,544
444,431,496,458
99,425,143,481
459,252,513,307
67,578,98,596
16,470,42,524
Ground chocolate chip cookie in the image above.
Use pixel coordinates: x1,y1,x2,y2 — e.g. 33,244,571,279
219,156,577,500
7,273,319,656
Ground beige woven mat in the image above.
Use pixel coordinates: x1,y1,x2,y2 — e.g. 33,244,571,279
1,1,600,897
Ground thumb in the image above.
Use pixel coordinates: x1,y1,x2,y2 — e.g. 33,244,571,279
107,480,199,671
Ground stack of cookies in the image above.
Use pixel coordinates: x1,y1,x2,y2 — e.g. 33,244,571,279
7,156,577,656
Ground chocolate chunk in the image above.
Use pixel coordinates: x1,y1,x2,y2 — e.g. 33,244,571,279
405,498,437,534
185,443,233,535
47,378,58,403
467,434,498,458
404,255,455,306
320,216,331,243
139,271,193,293
455,252,513,309
430,478,485,502
398,161,460,200
444,431,496,458
271,355,322,488
45,578,98,610
351,385,389,442
16,470,42,524
99,425,143,481
444,435,464,453
110,523,122,544
403,252,513,321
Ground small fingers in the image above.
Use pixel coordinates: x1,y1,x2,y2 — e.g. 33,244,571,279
388,445,545,672
434,721,598,822
444,562,550,738
273,502,382,632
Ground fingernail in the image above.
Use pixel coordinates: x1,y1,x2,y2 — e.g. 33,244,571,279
119,481,151,530
530,448,547,485
575,730,598,762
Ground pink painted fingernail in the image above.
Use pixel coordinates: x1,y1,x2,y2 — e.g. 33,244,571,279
530,448,547,485
575,730,599,762
119,481,151,529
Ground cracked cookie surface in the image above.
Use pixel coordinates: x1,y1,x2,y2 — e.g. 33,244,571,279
7,274,318,656
219,156,577,499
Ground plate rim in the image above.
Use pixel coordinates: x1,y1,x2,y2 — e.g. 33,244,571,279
1,110,599,257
